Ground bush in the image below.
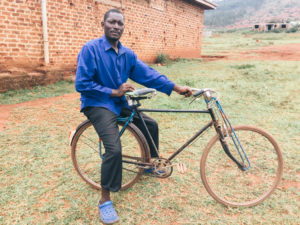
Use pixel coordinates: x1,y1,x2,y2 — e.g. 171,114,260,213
156,53,170,64
286,25,299,33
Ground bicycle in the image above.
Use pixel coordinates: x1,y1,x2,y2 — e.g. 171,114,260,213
69,88,283,207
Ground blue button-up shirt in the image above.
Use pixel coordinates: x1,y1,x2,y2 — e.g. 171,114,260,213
75,35,175,115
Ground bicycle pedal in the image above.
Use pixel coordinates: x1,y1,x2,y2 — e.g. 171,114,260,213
177,163,187,174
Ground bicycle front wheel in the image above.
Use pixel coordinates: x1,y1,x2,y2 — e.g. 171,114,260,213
200,125,283,207
71,120,150,190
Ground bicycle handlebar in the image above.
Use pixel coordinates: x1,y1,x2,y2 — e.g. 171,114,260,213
125,87,219,105
191,88,219,102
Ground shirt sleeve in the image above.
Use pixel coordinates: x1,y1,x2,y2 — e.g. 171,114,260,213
75,45,112,97
129,54,175,96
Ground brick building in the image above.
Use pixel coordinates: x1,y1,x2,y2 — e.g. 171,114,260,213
0,0,215,92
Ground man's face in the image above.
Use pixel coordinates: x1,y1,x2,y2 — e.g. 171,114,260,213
102,12,124,42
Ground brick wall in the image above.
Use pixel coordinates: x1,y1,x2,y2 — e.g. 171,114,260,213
0,0,206,91
0,0,44,65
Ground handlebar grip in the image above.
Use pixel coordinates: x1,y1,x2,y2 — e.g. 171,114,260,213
193,90,204,97
180,91,189,95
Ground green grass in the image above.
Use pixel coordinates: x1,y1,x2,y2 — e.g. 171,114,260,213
0,80,75,104
0,32,300,224
202,31,300,56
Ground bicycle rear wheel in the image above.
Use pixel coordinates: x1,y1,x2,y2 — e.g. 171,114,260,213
200,125,283,207
71,120,150,190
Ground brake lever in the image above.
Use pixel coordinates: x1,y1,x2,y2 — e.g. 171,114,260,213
189,96,198,105
188,88,202,105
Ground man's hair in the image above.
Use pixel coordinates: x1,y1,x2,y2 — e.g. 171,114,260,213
104,9,124,21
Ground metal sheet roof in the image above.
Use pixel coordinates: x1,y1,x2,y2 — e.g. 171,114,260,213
187,0,216,10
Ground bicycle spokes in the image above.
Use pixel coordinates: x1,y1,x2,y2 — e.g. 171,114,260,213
201,124,283,207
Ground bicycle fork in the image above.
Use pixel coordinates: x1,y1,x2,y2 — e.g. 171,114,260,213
209,99,251,171
219,137,249,171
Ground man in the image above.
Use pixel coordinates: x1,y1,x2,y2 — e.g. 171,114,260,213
75,9,192,224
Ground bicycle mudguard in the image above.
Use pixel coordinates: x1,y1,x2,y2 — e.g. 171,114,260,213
69,119,90,146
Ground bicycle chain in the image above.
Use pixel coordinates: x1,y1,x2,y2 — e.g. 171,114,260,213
122,158,173,178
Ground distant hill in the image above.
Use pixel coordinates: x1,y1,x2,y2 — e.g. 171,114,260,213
205,0,300,29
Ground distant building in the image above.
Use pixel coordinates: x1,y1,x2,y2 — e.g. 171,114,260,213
253,23,290,31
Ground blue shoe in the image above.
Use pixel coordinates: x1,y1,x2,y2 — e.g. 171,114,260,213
143,168,154,173
98,201,119,224
144,168,165,175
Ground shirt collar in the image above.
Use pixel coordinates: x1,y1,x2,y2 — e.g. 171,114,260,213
102,35,126,55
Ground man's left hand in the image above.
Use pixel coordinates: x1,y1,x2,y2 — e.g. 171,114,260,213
173,85,193,97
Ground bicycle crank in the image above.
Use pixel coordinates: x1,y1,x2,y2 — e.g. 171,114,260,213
151,158,173,178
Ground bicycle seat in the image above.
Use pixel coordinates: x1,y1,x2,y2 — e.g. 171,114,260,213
125,88,156,100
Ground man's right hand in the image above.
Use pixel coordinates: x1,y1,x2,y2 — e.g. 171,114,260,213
111,83,135,97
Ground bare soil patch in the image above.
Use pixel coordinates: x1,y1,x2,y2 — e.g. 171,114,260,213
201,55,228,62
0,93,79,132
202,43,300,61
249,43,300,61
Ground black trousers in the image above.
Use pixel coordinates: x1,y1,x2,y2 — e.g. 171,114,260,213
83,107,159,192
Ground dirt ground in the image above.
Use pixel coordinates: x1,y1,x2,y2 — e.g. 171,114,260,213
0,43,300,131
202,43,300,61
251,43,300,61
0,93,80,132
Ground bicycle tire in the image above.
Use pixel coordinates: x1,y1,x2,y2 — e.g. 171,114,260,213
71,120,151,190
200,125,283,207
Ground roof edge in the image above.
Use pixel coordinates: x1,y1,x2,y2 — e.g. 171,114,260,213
189,0,216,10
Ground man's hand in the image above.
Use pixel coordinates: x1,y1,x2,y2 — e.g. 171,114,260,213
173,84,193,97
111,83,135,97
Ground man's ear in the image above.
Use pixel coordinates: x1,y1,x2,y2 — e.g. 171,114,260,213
101,21,104,28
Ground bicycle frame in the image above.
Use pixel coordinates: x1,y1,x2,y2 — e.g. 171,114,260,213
118,98,249,171
134,107,213,162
